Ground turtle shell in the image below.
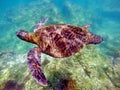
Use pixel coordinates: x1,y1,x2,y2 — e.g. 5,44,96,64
33,24,94,57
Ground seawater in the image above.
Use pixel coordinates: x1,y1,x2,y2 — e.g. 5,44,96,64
0,0,120,53
0,0,120,90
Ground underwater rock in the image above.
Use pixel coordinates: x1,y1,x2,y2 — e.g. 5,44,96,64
103,67,120,88
0,46,120,90
43,46,119,90
0,51,27,90
3,80,24,90
53,78,76,90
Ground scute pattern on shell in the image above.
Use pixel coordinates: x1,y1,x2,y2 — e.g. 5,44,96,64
33,24,87,58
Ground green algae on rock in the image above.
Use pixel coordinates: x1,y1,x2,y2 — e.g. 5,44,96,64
44,46,112,90
0,45,120,90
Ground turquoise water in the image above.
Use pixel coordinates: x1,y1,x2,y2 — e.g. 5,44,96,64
0,0,120,53
0,0,120,90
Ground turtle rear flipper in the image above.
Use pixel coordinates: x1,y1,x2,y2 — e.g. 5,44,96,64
87,34,103,44
27,47,48,86
34,18,48,32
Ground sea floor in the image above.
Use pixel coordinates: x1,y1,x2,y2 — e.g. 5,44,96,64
0,0,120,90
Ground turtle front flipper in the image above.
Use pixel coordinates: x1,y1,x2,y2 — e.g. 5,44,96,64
27,47,48,86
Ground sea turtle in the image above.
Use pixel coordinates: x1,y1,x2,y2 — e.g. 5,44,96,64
16,18,103,86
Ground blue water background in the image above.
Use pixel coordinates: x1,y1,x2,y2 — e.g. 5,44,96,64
0,0,120,56
0,0,120,89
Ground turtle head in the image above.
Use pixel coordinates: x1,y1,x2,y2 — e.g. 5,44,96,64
87,33,103,44
16,30,28,40
16,30,35,44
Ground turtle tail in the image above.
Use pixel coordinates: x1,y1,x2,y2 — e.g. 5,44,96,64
87,34,103,44
27,47,48,86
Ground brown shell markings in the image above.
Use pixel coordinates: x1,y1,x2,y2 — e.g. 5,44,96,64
32,24,87,58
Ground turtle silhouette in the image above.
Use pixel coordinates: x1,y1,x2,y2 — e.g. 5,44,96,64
16,18,103,86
